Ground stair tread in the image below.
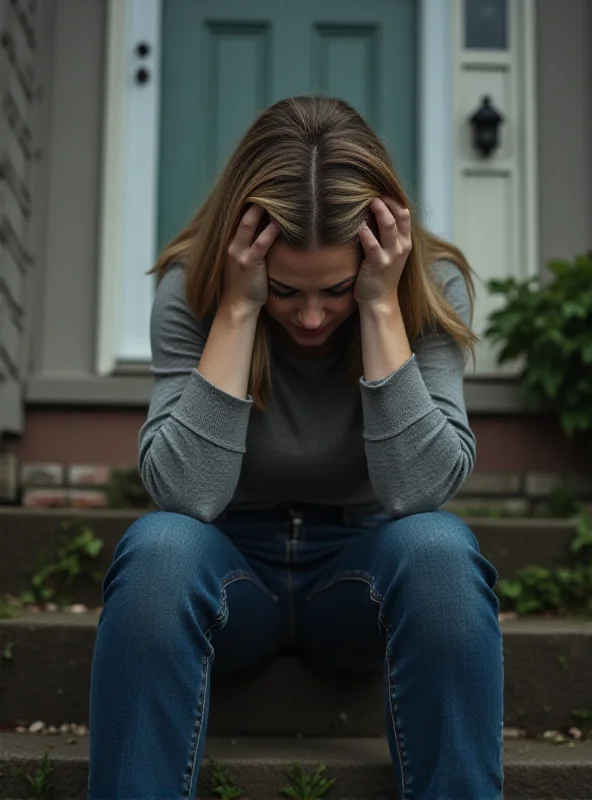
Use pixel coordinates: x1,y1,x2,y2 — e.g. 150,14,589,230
2,611,592,632
2,732,592,764
3,734,592,800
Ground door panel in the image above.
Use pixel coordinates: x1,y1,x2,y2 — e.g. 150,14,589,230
158,0,417,251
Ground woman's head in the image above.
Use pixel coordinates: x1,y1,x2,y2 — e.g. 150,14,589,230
152,96,477,409
225,96,408,353
231,95,405,249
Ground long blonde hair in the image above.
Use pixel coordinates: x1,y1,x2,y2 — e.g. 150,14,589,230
150,95,478,412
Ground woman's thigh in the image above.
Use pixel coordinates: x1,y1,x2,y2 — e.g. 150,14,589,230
103,511,286,673
293,510,498,671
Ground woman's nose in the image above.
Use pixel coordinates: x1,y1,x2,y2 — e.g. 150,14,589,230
298,298,325,328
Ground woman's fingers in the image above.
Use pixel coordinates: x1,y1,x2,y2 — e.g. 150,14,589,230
251,218,281,259
232,204,266,253
382,196,411,242
229,204,280,266
359,223,383,260
368,197,398,256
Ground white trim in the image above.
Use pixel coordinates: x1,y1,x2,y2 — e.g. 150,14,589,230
522,0,539,279
96,0,161,372
96,0,126,375
418,0,452,240
120,0,162,361
449,0,539,376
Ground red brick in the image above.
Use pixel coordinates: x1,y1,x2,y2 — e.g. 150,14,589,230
67,464,111,487
68,489,109,509
22,488,69,507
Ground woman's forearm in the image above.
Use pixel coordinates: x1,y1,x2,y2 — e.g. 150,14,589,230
197,302,260,400
359,299,412,382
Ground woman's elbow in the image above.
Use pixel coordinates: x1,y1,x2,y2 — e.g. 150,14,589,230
139,459,221,523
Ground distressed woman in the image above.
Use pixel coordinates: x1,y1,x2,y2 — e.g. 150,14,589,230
88,96,503,800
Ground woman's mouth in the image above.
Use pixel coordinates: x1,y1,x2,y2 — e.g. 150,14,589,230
294,324,328,338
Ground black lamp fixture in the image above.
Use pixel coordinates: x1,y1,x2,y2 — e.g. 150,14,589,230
469,95,504,157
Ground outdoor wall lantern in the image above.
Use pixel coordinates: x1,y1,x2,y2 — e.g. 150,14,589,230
469,95,504,157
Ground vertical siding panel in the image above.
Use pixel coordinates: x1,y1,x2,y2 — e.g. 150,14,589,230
0,0,37,434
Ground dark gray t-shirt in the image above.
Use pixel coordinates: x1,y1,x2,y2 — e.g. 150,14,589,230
138,260,476,522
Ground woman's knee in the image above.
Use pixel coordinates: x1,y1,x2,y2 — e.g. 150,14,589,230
104,511,218,597
377,512,500,642
376,510,498,591
381,510,479,562
101,511,230,636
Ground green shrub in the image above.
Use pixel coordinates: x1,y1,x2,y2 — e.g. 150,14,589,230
497,509,592,617
485,253,592,451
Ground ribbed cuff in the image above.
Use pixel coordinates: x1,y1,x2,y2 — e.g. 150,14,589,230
360,354,438,441
171,368,253,453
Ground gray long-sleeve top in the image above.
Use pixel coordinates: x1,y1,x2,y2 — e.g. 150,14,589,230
138,260,476,522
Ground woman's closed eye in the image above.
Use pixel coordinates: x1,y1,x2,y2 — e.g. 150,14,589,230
269,285,354,300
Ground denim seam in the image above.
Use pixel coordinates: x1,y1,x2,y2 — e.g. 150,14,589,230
185,581,229,797
185,572,278,795
304,571,410,796
367,587,411,799
183,650,213,798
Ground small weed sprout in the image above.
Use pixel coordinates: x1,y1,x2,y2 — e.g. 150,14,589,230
206,758,243,799
279,762,338,800
11,752,54,800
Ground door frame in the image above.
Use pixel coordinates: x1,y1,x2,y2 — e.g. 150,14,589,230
451,0,538,375
96,0,462,373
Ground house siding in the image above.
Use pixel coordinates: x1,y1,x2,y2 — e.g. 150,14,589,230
0,0,41,434
536,0,592,268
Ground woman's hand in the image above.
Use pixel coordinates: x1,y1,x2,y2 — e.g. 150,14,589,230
353,196,412,309
223,204,281,316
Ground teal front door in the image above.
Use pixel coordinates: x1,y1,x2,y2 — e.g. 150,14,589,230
157,0,417,251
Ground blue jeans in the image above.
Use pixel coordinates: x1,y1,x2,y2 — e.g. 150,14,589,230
88,505,503,799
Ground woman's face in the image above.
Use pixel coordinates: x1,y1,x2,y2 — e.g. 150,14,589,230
263,238,360,353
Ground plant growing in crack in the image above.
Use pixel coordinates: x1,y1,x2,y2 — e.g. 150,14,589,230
279,762,337,799
0,593,26,619
496,508,592,617
204,758,243,799
18,521,105,607
10,751,54,799
0,639,14,669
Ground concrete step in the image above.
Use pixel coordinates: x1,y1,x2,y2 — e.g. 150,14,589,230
1,614,591,736
1,732,592,799
0,508,580,606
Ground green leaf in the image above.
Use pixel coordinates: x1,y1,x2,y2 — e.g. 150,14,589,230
540,370,563,399
571,511,592,554
562,301,587,318
582,341,592,364
499,580,522,599
280,763,337,799
547,259,571,276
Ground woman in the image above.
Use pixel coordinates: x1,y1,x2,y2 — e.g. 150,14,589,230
88,96,503,799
